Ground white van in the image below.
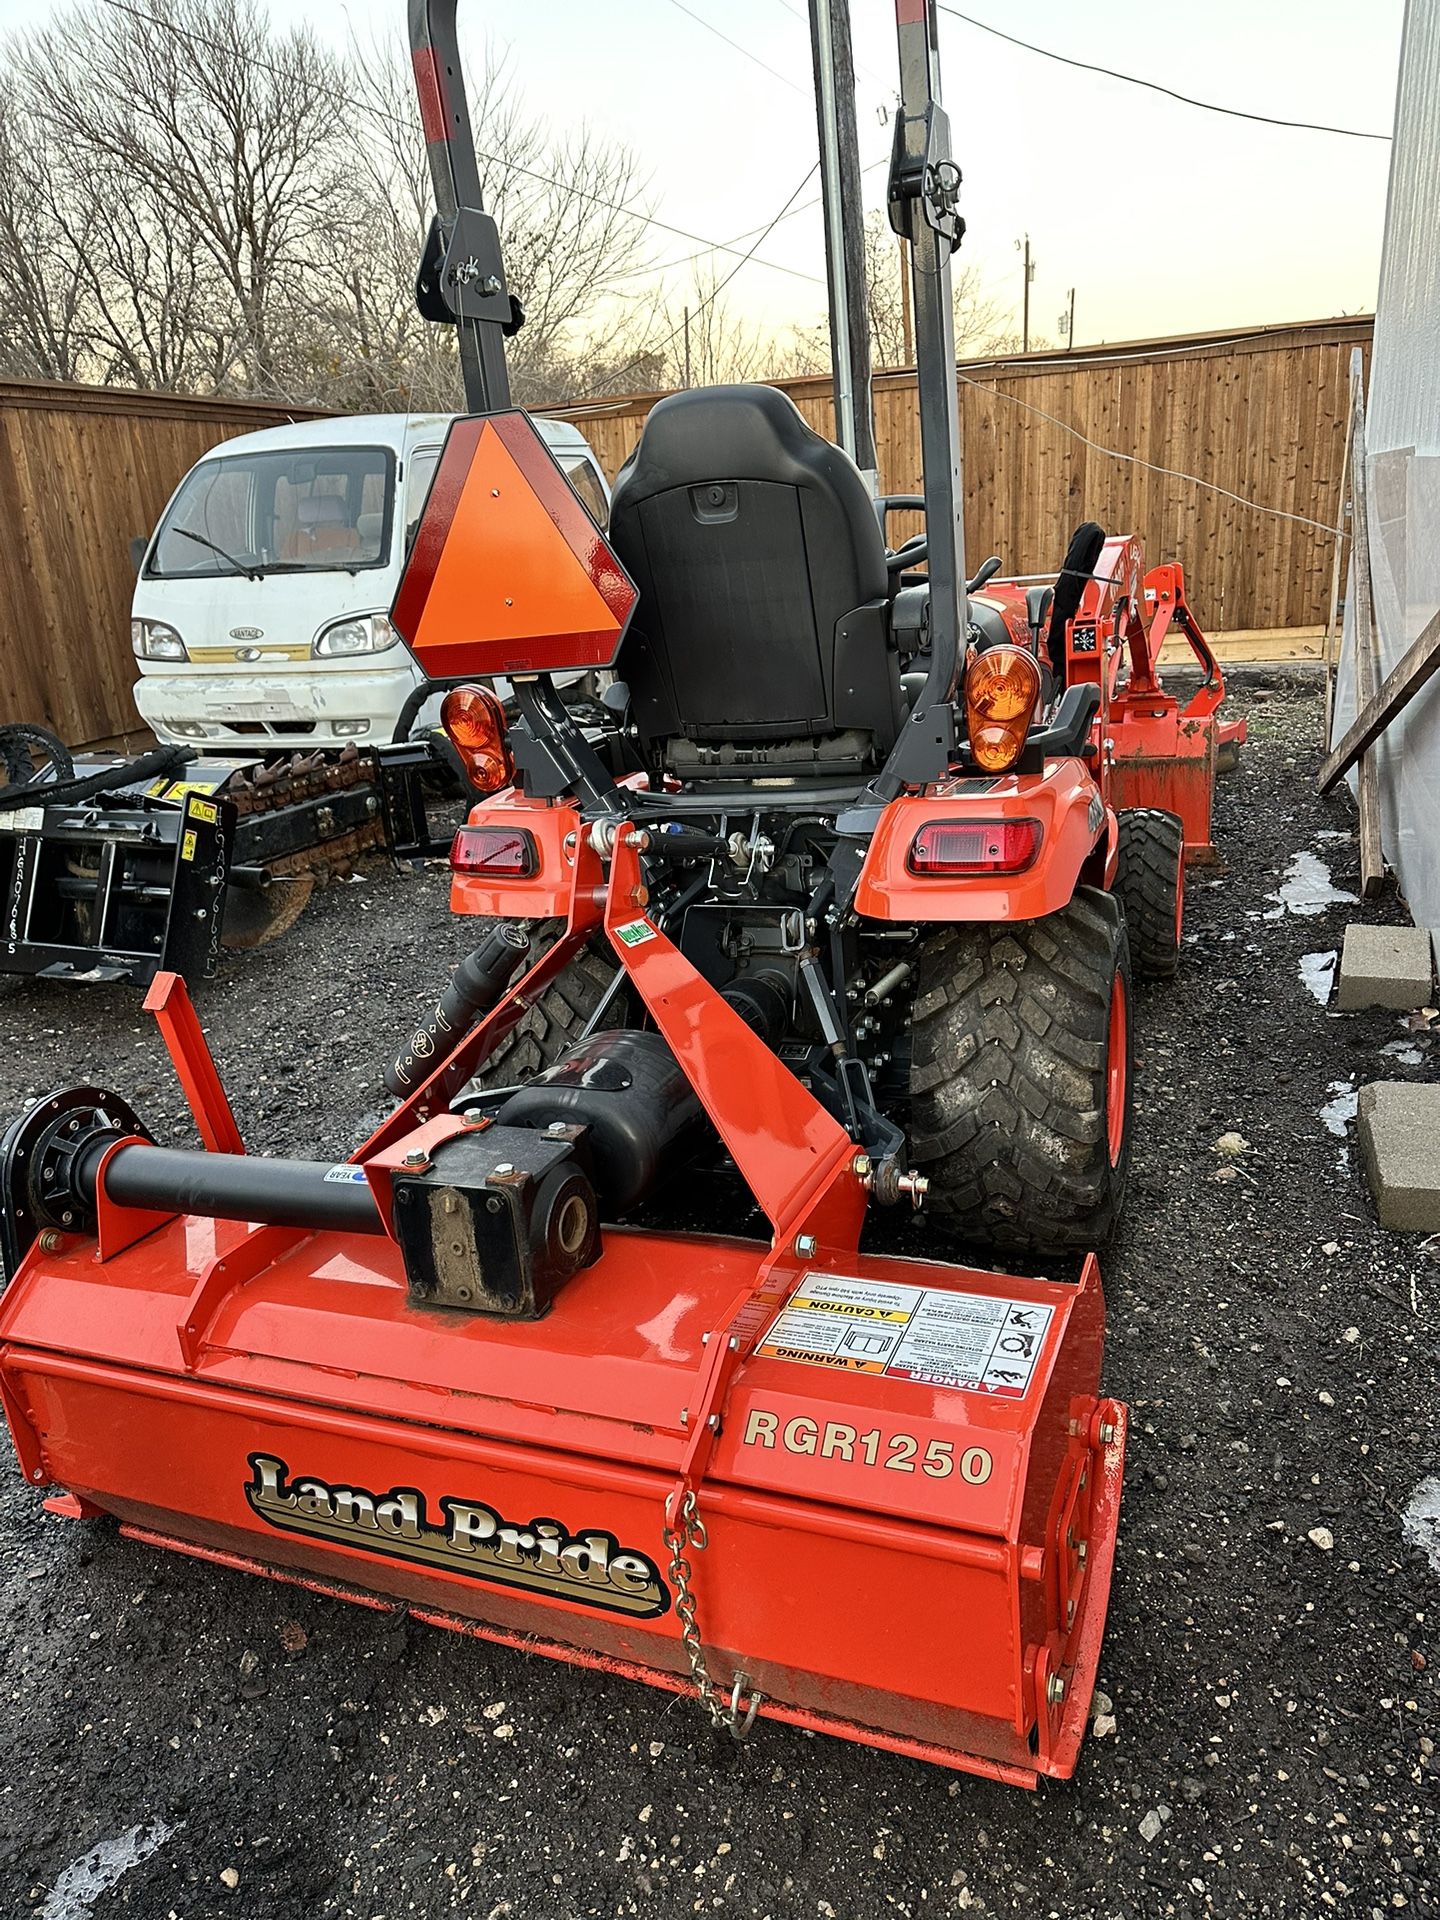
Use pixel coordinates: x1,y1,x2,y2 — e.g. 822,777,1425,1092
131,412,609,750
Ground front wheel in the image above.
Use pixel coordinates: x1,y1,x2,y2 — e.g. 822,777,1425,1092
907,889,1134,1255
1113,807,1184,982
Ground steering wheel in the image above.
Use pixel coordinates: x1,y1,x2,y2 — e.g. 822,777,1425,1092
875,497,1002,591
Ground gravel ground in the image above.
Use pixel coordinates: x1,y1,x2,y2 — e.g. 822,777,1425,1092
0,676,1434,1920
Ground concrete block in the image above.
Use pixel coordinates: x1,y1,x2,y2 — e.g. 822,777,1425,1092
1335,923,1433,1011
1358,1081,1440,1231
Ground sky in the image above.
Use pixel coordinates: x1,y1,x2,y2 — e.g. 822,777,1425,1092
0,0,1406,354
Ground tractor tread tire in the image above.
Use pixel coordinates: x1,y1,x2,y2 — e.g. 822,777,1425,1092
1114,808,1184,982
467,922,625,1089
907,888,1132,1255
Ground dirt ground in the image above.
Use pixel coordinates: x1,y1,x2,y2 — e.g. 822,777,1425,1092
0,676,1434,1920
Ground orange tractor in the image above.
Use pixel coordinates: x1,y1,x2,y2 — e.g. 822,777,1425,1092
0,0,1235,1785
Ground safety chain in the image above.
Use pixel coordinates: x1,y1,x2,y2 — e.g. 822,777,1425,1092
661,1489,762,1741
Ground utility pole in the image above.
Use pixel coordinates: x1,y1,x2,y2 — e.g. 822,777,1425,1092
1016,233,1035,353
683,306,692,388
1059,287,1075,351
808,0,877,481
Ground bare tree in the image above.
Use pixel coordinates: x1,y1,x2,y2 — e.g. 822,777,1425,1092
14,0,359,395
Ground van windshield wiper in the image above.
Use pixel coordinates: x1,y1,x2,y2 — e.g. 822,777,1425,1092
172,526,264,581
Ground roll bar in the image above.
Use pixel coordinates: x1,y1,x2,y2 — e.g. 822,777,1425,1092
408,0,518,412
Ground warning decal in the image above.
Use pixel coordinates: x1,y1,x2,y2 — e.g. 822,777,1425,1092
756,1273,1054,1397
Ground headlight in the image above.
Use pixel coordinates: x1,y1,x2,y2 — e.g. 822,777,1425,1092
131,620,188,662
313,614,398,658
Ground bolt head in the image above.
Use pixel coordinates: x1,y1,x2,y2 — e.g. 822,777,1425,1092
401,1149,429,1169
794,1233,817,1258
461,1108,487,1129
1046,1672,1067,1705
1098,1419,1117,1445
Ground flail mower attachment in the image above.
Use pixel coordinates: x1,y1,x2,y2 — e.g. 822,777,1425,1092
0,930,1125,1786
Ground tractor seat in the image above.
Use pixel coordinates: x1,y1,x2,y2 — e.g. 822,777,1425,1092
608,385,904,781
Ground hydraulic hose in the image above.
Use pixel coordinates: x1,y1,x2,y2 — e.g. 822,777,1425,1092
384,920,531,1098
0,743,194,812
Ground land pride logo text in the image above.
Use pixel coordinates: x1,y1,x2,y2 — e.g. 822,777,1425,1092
244,1454,669,1618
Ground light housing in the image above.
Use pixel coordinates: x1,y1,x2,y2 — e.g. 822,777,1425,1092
964,645,1042,772
132,619,188,662
452,826,537,877
313,613,399,658
441,685,515,795
908,818,1042,877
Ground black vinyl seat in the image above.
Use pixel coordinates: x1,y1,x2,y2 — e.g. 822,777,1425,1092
608,385,904,780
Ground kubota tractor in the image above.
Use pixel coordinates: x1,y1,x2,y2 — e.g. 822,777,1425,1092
0,0,1234,1785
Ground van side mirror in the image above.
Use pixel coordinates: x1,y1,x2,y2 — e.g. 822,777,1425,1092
129,535,148,576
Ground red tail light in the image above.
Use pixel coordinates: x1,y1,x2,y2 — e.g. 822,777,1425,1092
452,827,538,876
908,819,1042,876
441,685,514,794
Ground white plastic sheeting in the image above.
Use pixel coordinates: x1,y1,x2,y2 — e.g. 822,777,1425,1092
1332,0,1440,921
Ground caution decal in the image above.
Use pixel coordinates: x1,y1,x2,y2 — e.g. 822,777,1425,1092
756,1274,1054,1397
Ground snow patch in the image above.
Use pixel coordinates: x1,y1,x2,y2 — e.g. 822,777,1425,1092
1402,1476,1440,1575
1268,852,1358,918
1300,951,1337,1005
1319,1080,1358,1138
1381,1039,1425,1066
40,1820,175,1920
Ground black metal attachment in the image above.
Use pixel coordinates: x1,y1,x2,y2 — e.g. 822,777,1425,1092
0,791,229,988
392,1122,600,1318
0,1086,149,1277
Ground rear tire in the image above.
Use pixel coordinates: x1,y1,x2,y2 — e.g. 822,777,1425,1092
1113,808,1184,981
908,890,1133,1255
465,921,627,1090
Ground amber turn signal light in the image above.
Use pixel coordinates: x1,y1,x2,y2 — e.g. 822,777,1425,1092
441,685,515,795
964,646,1041,773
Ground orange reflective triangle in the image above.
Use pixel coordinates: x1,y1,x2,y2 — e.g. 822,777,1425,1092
393,412,635,677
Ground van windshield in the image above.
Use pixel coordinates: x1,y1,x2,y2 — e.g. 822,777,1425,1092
148,446,395,578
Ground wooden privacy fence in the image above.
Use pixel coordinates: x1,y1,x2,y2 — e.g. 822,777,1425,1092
0,380,323,748
547,316,1372,640
1,316,1370,747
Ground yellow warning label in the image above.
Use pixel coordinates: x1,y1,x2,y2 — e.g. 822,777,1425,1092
790,1295,910,1323
147,776,228,801
186,798,219,824
180,829,197,862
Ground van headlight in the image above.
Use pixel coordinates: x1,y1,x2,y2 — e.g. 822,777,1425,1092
132,620,188,661
313,614,399,658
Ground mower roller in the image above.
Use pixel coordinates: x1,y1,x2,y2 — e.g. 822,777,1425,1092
0,0,1238,1784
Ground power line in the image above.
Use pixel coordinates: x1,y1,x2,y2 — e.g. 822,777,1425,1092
602,165,821,392
938,6,1392,142
956,367,1341,536
610,155,888,283
662,0,808,95
92,0,825,286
